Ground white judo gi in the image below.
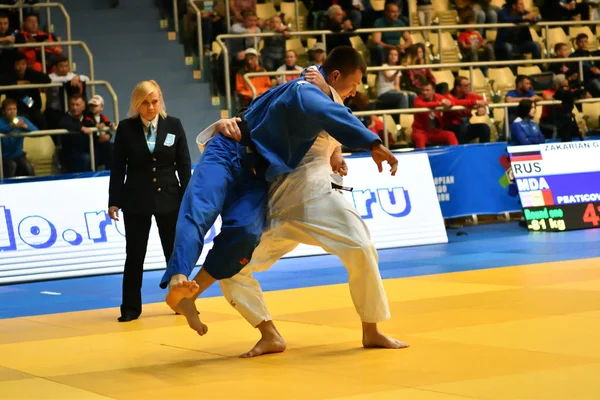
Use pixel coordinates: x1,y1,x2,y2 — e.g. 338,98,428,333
218,87,391,327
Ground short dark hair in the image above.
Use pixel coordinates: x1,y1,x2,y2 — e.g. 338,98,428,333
517,99,534,119
55,56,69,65
0,12,9,20
14,53,27,63
322,46,367,77
2,98,18,108
69,93,85,102
576,33,588,42
454,76,468,89
24,12,39,22
554,42,567,53
516,74,530,86
422,81,434,89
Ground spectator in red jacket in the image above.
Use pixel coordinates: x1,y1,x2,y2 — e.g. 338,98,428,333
443,76,491,144
411,81,458,148
14,12,63,73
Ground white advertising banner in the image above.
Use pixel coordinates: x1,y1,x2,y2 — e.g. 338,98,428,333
0,152,447,284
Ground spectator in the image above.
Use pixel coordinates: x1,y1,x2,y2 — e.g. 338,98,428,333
505,74,541,126
308,42,326,66
58,93,111,173
261,15,290,72
14,12,63,73
454,0,488,31
457,16,495,76
401,43,435,95
370,1,412,65
0,12,17,75
510,99,544,145
549,42,578,81
570,33,600,97
183,0,226,54
276,50,303,85
45,56,89,129
0,97,36,178
444,76,491,144
323,5,356,52
377,48,414,114
235,48,271,106
541,0,590,22
229,10,261,63
308,0,362,30
230,0,258,23
0,52,50,130
495,0,541,62
85,95,115,170
411,81,458,148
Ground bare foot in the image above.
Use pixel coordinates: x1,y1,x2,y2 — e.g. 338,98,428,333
362,331,409,349
166,280,199,313
178,298,208,336
241,335,286,358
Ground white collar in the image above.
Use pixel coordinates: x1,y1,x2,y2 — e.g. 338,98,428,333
141,115,159,129
330,86,344,105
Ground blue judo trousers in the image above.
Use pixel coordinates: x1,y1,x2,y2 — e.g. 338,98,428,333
160,67,381,287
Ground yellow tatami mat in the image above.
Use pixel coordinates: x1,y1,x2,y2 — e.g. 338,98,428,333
2,259,600,399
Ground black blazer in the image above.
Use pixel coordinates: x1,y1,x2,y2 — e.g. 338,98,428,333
108,115,192,215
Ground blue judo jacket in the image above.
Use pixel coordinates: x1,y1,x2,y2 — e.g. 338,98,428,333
243,66,380,181
510,117,545,146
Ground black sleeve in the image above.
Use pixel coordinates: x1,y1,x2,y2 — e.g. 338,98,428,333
27,70,52,84
58,114,83,132
174,118,192,191
108,121,128,208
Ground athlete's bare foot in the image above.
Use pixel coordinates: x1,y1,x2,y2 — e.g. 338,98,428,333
240,320,287,358
362,322,409,349
178,297,208,336
166,280,199,313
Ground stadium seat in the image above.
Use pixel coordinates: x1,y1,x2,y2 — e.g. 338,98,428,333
22,136,56,176
569,26,598,51
582,102,600,130
256,3,278,20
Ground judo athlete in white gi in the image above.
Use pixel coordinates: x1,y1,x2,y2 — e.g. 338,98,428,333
217,80,408,358
164,47,399,336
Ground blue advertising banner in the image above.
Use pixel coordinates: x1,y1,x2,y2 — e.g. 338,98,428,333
418,143,521,219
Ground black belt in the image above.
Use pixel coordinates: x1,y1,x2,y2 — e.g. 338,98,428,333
237,119,268,176
332,182,353,192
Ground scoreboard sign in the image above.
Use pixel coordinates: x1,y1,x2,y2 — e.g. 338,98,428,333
507,141,600,232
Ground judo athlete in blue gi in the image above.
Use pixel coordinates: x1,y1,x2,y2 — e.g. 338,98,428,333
161,47,399,335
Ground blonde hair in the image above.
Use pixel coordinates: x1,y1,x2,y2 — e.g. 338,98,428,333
128,80,167,118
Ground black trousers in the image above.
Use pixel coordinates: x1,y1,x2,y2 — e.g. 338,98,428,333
447,123,491,145
121,210,178,316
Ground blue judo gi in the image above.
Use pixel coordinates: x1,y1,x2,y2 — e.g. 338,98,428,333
510,117,545,146
160,69,380,287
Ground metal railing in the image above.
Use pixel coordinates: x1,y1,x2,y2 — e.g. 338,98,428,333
188,0,204,72
0,2,72,69
0,80,119,126
218,18,600,114
352,97,600,149
173,0,179,32
0,126,114,180
0,40,94,83
242,56,600,100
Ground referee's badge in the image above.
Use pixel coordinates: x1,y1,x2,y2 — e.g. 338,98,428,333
164,133,176,147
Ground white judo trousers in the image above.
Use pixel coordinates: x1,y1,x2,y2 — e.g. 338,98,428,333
218,86,391,327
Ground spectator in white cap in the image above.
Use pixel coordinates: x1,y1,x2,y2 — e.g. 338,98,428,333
86,95,116,131
235,48,272,106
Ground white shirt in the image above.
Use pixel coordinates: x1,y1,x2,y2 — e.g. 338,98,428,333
141,115,159,135
47,72,90,110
